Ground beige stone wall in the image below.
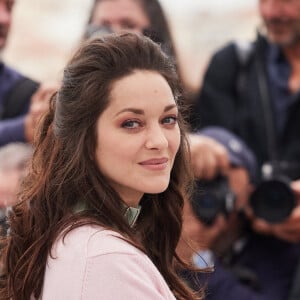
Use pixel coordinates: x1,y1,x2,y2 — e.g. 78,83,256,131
3,0,259,92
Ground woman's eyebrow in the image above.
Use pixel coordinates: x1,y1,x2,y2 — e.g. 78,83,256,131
115,103,177,117
164,104,177,112
115,108,144,117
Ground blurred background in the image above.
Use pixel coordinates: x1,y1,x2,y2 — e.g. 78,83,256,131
2,0,259,92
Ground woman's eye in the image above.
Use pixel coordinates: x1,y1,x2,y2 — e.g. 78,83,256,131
122,120,141,129
162,116,178,125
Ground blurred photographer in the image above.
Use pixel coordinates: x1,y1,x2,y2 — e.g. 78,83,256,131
191,0,300,245
85,0,177,63
0,0,60,146
0,142,33,235
179,127,300,299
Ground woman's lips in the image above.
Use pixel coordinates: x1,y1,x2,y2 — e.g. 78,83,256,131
139,158,168,170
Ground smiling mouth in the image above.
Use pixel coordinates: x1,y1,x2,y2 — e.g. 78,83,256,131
140,158,168,165
139,158,169,170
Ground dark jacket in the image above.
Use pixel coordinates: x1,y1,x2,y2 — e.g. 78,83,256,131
191,35,300,180
0,62,39,146
181,232,300,300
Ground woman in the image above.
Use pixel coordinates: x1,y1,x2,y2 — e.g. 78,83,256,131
86,0,178,74
0,33,200,299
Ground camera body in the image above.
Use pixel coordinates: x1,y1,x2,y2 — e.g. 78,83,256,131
191,175,236,226
191,161,299,225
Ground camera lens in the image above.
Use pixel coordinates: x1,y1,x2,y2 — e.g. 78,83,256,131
250,179,295,223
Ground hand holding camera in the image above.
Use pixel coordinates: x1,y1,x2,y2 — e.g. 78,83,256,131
190,127,300,244
192,163,299,221
249,179,300,243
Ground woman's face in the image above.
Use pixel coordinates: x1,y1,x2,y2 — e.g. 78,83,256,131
91,0,150,34
95,70,181,207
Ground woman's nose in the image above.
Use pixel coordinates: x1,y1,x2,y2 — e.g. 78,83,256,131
145,125,168,150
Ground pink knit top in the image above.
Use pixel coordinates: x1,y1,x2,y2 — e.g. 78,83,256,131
40,225,176,299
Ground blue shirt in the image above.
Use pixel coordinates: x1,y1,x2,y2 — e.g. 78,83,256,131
0,62,30,146
266,44,299,138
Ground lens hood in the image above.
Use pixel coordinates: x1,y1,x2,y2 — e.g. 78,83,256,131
250,178,295,223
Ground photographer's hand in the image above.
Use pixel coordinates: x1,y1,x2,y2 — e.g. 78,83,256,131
251,180,300,243
189,134,230,180
177,198,227,263
25,82,59,143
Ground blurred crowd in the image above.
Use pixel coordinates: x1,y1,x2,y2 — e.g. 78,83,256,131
1,0,300,299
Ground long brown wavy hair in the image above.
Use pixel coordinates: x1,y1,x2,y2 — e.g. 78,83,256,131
0,33,200,299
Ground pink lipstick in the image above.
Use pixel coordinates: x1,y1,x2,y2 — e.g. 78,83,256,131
139,158,168,170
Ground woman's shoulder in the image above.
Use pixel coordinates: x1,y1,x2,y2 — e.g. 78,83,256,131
86,226,140,257
51,224,140,259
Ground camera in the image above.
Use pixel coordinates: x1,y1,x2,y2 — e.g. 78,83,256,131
190,175,236,226
249,161,299,223
191,161,299,225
